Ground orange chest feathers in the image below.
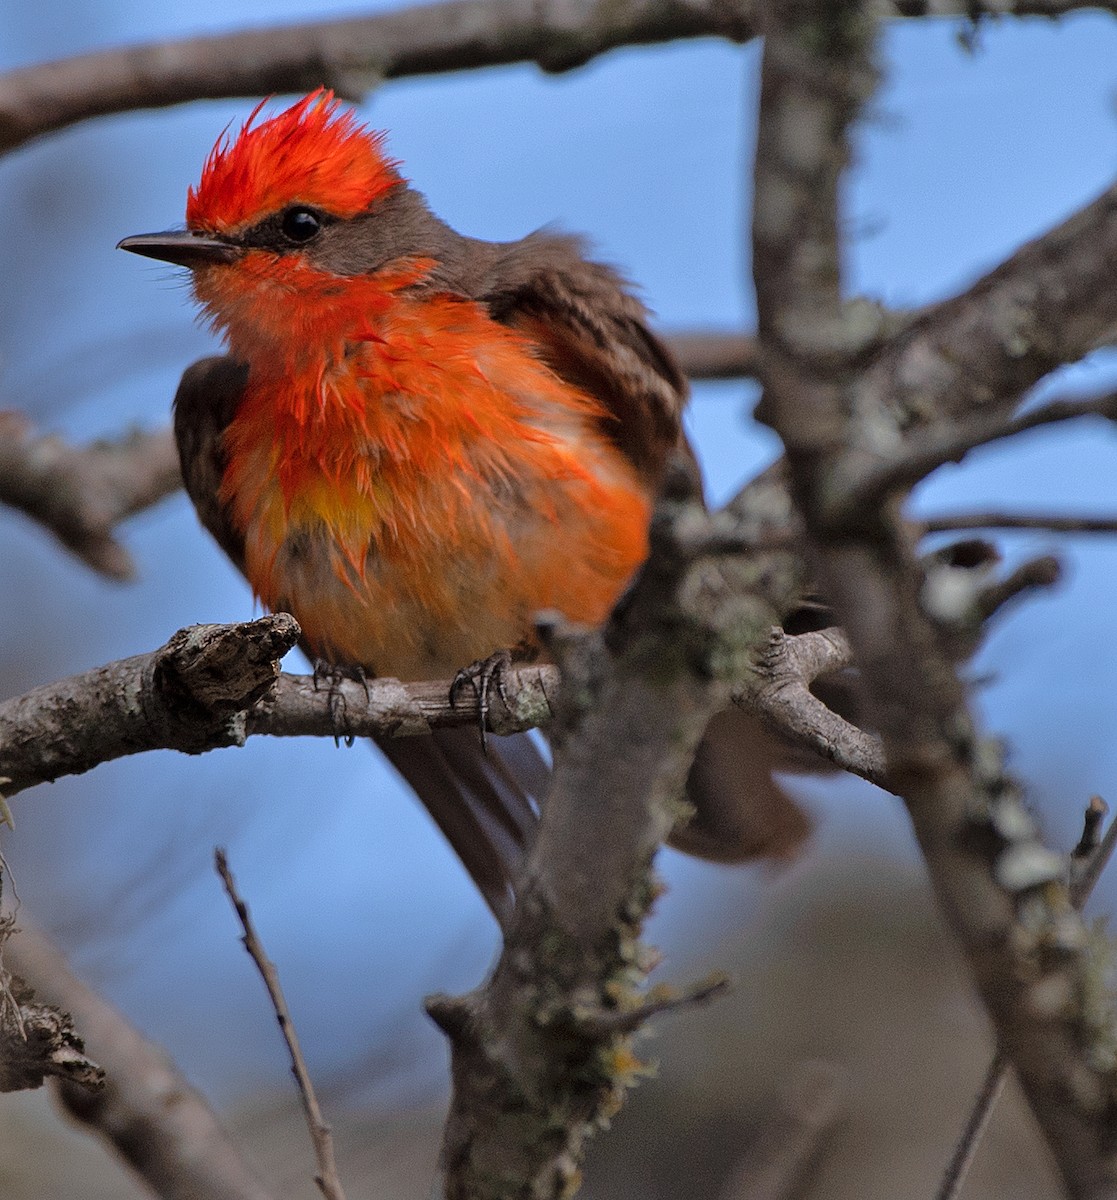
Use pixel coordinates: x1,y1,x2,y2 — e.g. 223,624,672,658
217,294,652,680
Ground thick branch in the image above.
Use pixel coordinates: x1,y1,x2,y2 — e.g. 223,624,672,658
0,415,180,580
0,615,301,798
431,462,783,1198
751,2,1117,1195
855,180,1117,446
841,389,1117,518
0,0,761,155
4,0,1113,155
0,922,104,1094
6,919,275,1200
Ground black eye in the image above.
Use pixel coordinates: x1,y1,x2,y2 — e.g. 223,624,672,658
281,207,322,244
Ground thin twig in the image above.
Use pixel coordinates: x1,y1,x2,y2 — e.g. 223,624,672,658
934,1051,1010,1200
719,1060,843,1200
840,390,1117,520
215,849,347,1200
923,512,1117,536
936,796,1116,1200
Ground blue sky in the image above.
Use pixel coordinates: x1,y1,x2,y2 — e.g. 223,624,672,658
1,5,1115,1106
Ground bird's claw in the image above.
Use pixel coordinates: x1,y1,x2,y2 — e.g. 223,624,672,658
312,659,368,746
450,649,513,753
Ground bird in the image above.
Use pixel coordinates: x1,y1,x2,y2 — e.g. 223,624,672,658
119,90,815,926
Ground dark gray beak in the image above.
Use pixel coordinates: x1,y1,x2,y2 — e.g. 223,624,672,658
117,230,239,267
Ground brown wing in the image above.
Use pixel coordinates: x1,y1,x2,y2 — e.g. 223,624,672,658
479,231,688,486
470,238,818,862
172,355,543,928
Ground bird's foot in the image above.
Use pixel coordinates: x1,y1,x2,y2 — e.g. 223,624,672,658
449,649,514,753
312,659,369,747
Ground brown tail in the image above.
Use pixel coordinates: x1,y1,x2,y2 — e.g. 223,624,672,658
376,709,816,927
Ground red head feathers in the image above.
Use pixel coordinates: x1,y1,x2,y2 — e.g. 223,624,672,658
185,89,402,234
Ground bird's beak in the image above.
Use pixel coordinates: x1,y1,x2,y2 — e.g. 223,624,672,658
117,230,240,267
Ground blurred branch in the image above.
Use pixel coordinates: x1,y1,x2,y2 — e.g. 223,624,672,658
5,918,274,1200
751,1,1117,1196
936,798,1117,1200
0,907,103,1094
892,0,1117,13
428,462,781,1198
0,0,762,155
0,414,179,580
923,511,1117,535
839,389,1117,520
719,1060,843,1200
216,850,346,1200
854,179,1117,445
668,331,760,380
733,627,887,788
3,0,1113,155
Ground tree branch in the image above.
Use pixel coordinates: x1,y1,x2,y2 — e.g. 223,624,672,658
852,180,1117,452
0,615,302,799
429,461,783,1198
734,626,887,788
750,1,1117,1195
216,851,346,1200
0,415,180,581
922,511,1117,536
0,0,762,155
3,0,1113,156
840,389,1117,519
0,908,104,1095
5,918,275,1200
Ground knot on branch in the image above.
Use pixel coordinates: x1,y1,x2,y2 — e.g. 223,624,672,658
0,971,104,1094
145,615,301,751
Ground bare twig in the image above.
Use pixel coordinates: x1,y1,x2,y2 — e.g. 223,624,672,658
215,850,346,1200
839,390,1117,518
719,1060,843,1200
6,919,273,1200
923,512,1117,536
0,415,180,580
733,627,888,788
1071,797,1117,910
934,1050,1011,1200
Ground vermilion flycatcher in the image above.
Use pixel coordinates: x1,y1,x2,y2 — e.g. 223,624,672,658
120,91,812,923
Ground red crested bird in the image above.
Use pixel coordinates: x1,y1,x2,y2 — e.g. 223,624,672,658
119,91,815,925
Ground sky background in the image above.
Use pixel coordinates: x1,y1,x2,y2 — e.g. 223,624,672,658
0,1,1115,1118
